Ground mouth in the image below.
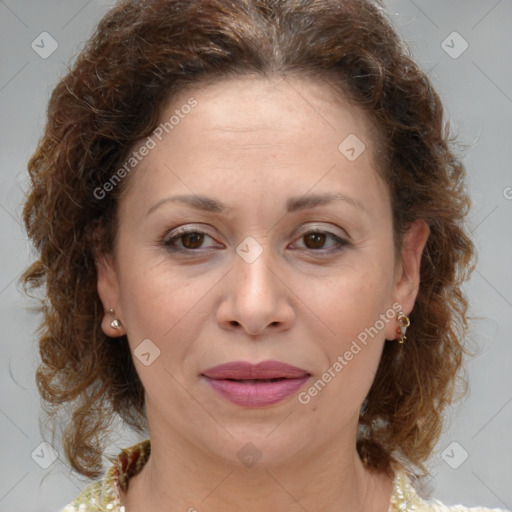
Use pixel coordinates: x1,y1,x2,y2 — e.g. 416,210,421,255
200,360,311,407
201,360,310,380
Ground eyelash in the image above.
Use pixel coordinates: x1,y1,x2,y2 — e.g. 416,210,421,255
161,226,349,255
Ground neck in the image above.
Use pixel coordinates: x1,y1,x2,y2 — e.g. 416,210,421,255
121,422,394,512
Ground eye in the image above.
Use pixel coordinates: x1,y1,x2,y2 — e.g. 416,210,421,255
162,227,221,252
291,229,349,253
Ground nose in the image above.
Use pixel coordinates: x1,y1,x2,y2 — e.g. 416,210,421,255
216,243,295,336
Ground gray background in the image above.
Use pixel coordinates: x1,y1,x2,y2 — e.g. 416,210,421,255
1,1,511,511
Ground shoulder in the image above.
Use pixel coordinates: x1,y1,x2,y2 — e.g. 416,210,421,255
60,439,151,512
60,480,109,511
391,469,510,512
59,468,122,512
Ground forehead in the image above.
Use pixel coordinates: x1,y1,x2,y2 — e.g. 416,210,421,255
169,74,375,147
121,75,388,216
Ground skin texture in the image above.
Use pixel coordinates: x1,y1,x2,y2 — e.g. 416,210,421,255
97,76,429,512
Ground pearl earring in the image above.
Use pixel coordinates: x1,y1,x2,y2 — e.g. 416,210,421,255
109,308,121,329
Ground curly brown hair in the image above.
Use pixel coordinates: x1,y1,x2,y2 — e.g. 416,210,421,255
22,0,474,479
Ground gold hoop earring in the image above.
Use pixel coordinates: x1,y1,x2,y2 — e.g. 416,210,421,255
396,312,410,344
109,308,121,330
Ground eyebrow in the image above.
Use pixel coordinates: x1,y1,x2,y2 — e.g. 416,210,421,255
146,192,366,217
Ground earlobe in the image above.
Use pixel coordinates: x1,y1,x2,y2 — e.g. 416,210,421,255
96,253,125,336
393,219,430,315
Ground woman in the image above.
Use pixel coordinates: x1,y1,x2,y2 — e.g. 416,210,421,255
21,0,507,511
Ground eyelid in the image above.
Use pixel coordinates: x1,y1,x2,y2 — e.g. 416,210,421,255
164,223,347,239
162,224,223,248
287,223,351,255
293,222,349,239
164,224,217,238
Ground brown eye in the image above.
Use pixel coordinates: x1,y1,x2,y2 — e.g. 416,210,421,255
291,229,349,255
181,232,205,249
163,228,219,252
303,232,327,249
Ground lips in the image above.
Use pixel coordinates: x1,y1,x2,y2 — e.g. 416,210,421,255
201,360,311,407
201,360,310,380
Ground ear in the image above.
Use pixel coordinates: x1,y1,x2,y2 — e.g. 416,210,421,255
386,219,430,338
96,252,125,337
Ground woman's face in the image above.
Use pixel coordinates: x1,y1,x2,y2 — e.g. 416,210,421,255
98,75,427,467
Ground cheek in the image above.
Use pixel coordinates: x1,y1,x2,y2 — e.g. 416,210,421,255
297,257,394,343
296,257,395,401
115,237,209,331
112,251,172,346
114,248,227,381
119,271,209,343
114,270,210,409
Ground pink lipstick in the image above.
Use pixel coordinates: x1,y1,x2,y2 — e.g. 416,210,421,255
201,360,310,407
